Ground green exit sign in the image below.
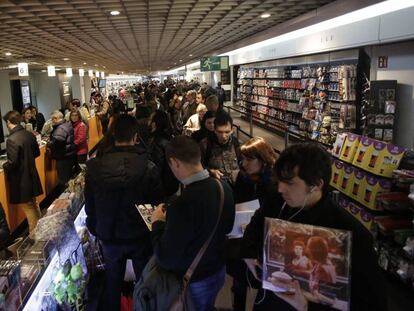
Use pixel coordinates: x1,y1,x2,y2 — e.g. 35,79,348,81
200,56,229,72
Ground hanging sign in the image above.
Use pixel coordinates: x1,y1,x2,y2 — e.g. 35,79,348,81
79,69,84,77
47,65,56,77
18,63,29,76
66,68,73,77
200,56,229,72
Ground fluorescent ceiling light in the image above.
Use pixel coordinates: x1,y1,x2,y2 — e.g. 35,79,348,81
63,58,69,61
110,10,120,16
261,13,271,18
189,54,193,57
222,0,414,57
5,52,12,56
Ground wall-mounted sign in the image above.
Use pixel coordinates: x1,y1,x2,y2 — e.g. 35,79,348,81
88,70,94,77
47,65,56,77
200,56,229,72
96,71,100,78
101,72,105,78
18,63,29,76
66,68,73,77
79,69,84,77
378,56,388,68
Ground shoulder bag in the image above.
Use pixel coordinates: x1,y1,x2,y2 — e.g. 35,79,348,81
133,178,225,311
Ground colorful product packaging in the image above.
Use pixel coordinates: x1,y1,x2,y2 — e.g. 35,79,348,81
352,136,375,169
348,202,361,222
359,208,375,230
359,175,392,210
349,168,366,201
330,159,344,190
332,133,347,158
339,133,361,163
367,143,405,178
338,164,354,196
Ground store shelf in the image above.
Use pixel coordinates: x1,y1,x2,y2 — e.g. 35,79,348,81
238,92,302,102
287,130,333,148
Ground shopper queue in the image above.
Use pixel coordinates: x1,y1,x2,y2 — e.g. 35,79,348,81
1,79,388,311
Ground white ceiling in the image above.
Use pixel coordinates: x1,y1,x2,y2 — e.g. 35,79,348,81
0,0,336,73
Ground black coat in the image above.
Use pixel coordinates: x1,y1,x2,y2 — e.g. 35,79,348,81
149,132,179,196
85,145,164,242
48,121,76,160
241,192,388,311
152,176,235,281
2,125,43,204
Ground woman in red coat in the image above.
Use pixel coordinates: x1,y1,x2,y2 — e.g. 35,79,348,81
70,110,88,164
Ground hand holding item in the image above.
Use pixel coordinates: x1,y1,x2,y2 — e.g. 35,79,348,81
274,280,308,311
209,169,224,180
244,258,262,282
151,204,166,223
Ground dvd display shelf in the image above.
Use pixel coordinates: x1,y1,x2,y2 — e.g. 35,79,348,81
235,62,361,146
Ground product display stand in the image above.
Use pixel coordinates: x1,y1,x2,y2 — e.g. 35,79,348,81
233,49,370,148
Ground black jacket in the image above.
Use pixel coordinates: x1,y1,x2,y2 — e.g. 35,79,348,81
148,132,179,196
152,176,235,281
241,192,388,311
233,170,274,205
85,145,164,242
3,125,43,204
49,121,76,160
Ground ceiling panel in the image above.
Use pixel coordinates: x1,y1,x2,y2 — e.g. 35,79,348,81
0,0,336,72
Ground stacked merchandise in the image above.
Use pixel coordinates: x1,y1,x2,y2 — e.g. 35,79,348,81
236,62,359,146
0,171,91,311
331,133,414,291
0,260,21,310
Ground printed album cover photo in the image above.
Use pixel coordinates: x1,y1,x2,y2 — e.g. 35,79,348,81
263,218,352,311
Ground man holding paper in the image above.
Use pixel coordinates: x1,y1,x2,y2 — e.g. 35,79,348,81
241,143,387,311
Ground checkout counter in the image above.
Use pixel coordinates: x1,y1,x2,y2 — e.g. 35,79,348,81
0,116,102,232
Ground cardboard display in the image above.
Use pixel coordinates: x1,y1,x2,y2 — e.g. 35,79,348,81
339,133,361,163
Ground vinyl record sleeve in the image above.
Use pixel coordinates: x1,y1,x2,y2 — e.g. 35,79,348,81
263,218,352,311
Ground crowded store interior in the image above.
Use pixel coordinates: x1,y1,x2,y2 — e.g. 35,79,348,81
1,0,414,310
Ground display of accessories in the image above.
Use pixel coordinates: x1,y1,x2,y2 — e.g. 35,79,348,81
361,80,397,142
236,61,361,146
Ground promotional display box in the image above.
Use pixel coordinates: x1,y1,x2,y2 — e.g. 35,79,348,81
359,175,392,210
364,142,405,178
352,136,375,169
338,164,354,196
352,137,405,178
330,159,344,190
339,133,361,163
332,133,347,158
349,168,366,202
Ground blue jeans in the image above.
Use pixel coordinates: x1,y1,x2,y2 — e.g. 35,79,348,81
189,267,225,311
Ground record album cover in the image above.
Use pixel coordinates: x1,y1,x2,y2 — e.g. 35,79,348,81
263,218,352,311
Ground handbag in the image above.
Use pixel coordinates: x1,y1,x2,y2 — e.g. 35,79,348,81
133,179,225,311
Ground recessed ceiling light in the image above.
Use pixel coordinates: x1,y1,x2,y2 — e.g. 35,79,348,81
5,52,12,56
83,62,87,65
41,70,46,72
95,64,98,67
63,57,69,60
179,60,183,62
110,10,120,16
261,13,271,18
189,54,193,57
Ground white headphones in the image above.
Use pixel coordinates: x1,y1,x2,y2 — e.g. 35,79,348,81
309,186,316,193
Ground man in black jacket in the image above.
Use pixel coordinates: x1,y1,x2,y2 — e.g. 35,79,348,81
47,111,76,187
241,143,388,311
2,111,43,234
85,114,164,311
151,135,235,311
200,111,242,186
0,203,10,259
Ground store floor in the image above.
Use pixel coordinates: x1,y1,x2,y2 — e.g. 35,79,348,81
226,107,286,153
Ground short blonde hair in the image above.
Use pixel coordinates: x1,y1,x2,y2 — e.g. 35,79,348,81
196,104,207,113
